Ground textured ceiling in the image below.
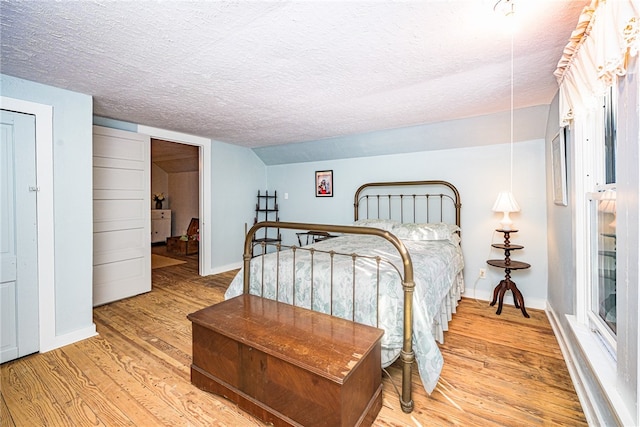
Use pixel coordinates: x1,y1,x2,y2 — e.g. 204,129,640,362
1,0,586,149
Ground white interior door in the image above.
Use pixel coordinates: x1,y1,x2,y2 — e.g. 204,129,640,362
93,126,151,306
1,110,39,363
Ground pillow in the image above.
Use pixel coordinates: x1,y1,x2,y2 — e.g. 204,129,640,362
391,222,460,243
353,218,398,232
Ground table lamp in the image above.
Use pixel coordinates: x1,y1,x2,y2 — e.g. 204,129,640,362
493,190,520,231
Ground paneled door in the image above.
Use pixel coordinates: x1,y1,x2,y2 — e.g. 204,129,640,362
0,110,39,363
93,126,151,306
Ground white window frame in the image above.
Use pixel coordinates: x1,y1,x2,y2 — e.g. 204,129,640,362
586,187,617,354
589,85,617,352
574,102,602,324
574,85,619,348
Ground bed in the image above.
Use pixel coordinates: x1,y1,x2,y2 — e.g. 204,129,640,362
223,180,464,413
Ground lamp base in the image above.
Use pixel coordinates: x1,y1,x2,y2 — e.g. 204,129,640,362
499,212,514,231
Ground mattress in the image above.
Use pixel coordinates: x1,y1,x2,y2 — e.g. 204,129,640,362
225,232,464,393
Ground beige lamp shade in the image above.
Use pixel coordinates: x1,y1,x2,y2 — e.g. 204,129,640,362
493,191,520,230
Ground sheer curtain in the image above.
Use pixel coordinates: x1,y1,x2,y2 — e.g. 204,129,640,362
554,0,639,126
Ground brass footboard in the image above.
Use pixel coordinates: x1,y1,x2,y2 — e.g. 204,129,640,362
242,221,416,413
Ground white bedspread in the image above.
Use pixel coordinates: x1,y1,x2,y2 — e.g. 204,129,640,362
225,234,464,394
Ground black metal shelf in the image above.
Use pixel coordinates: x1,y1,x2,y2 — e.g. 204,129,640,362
253,190,281,255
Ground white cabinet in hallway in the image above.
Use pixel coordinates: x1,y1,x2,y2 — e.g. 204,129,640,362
151,209,171,243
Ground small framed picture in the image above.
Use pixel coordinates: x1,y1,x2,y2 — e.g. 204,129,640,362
552,127,568,206
315,170,333,197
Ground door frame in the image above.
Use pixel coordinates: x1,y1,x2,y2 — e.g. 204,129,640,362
0,96,57,352
138,125,212,276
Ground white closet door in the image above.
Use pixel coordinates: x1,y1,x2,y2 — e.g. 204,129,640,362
93,126,150,306
0,110,39,363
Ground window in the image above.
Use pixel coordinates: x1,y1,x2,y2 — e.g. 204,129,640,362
604,86,616,185
587,85,617,352
589,190,616,349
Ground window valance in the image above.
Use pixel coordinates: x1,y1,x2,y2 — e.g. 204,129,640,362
554,0,639,126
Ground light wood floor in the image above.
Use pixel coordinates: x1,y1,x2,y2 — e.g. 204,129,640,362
1,246,587,426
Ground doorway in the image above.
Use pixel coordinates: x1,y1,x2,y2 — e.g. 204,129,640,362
151,138,200,275
139,125,212,276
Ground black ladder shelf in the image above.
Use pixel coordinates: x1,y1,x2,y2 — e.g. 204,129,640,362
252,190,281,255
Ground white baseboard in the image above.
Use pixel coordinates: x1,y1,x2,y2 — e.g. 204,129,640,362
208,262,242,276
546,303,635,426
40,324,98,353
545,304,598,426
462,289,546,310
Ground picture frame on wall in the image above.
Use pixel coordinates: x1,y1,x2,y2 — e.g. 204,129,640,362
552,127,568,206
315,170,333,197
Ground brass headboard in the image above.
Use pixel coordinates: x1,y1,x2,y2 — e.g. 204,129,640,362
354,180,461,227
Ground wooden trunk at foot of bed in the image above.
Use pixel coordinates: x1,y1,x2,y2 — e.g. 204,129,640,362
188,294,384,427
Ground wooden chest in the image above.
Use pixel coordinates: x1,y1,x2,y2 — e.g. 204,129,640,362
166,218,198,255
166,236,198,255
188,294,384,427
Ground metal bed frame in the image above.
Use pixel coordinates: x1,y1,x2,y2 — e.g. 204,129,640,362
240,180,462,413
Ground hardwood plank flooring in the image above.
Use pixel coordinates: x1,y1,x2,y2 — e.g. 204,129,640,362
1,246,587,426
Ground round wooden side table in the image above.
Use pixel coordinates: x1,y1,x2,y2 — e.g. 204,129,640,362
487,229,531,318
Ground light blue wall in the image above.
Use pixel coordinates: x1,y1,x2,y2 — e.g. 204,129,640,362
545,92,577,318
1,74,94,336
615,58,639,423
93,116,137,132
211,139,267,270
267,138,549,307
255,105,550,165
